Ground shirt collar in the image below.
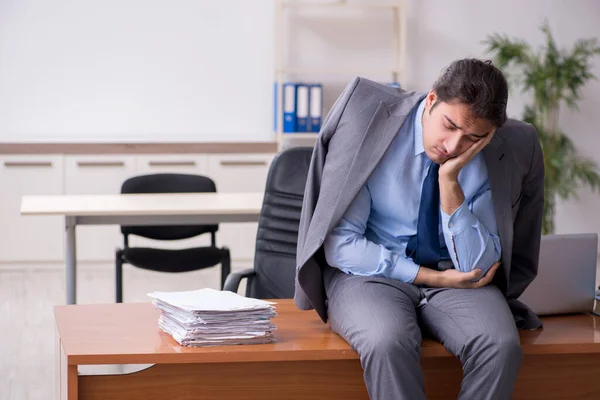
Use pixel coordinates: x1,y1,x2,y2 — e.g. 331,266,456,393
413,97,427,156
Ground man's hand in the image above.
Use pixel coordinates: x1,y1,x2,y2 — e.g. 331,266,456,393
438,261,500,289
439,132,494,181
414,262,501,289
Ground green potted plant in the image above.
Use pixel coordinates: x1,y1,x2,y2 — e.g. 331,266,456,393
483,21,600,234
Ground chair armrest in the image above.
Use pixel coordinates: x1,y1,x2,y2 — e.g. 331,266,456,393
223,268,256,294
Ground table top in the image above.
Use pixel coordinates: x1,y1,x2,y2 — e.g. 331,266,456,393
56,300,356,365
55,299,600,366
20,192,263,217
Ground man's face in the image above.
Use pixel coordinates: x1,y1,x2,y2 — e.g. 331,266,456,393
421,91,496,164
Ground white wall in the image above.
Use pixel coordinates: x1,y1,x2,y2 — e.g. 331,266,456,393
0,0,274,142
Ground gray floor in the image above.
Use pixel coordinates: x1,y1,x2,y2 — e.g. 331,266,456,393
1,262,599,400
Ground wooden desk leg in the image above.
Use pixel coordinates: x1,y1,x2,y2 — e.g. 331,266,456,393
67,366,78,400
58,338,78,400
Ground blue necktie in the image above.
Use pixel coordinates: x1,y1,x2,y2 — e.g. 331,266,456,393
406,160,444,267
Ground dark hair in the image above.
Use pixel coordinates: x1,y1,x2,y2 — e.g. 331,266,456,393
432,58,508,127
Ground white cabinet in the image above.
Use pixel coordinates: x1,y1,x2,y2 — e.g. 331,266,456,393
0,156,64,262
64,155,137,262
130,155,213,250
207,154,274,262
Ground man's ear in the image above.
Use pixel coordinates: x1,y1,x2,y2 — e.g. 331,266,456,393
426,91,438,115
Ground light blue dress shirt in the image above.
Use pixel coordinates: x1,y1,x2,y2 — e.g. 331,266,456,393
323,98,502,283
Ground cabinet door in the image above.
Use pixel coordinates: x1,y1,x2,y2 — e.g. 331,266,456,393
0,156,64,262
131,155,212,250
64,155,137,262
135,155,210,176
207,154,274,262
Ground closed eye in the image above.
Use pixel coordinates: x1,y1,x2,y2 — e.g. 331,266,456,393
444,124,457,131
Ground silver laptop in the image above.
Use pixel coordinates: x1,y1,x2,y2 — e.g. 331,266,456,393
518,233,598,315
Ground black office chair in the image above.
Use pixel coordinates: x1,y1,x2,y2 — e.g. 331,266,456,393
223,147,313,298
115,173,231,303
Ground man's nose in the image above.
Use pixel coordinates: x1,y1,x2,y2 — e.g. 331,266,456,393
444,134,462,156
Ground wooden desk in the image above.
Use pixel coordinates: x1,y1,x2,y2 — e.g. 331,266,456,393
21,192,263,304
56,300,600,400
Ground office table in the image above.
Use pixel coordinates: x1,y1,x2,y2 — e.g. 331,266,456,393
55,300,600,400
21,193,263,304
55,300,366,400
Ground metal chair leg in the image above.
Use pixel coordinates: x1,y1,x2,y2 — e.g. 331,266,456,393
221,248,231,290
116,250,124,303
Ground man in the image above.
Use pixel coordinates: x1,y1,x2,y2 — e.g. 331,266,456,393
294,59,544,400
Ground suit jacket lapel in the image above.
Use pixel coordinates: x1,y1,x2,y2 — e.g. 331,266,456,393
483,133,512,286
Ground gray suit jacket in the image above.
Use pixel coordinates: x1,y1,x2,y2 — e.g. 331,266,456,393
294,77,545,330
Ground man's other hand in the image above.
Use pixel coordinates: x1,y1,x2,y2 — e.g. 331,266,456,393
415,262,501,289
440,261,501,289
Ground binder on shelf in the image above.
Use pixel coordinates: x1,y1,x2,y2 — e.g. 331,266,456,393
274,81,324,135
295,84,309,133
283,83,298,133
308,84,322,133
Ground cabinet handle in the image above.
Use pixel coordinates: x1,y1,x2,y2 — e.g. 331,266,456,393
4,161,53,168
148,161,196,167
76,161,125,167
220,160,267,167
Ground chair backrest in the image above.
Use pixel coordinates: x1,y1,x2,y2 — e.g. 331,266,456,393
120,173,219,241
248,146,313,299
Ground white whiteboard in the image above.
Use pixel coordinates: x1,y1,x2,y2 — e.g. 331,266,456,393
0,0,274,142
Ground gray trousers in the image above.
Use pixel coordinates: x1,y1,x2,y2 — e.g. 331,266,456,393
324,267,523,400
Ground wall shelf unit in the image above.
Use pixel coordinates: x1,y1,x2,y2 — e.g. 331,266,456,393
273,0,407,150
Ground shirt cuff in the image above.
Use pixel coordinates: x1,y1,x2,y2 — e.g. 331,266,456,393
441,201,479,235
388,253,421,283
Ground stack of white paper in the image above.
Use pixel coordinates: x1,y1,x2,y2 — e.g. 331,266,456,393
147,288,277,347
